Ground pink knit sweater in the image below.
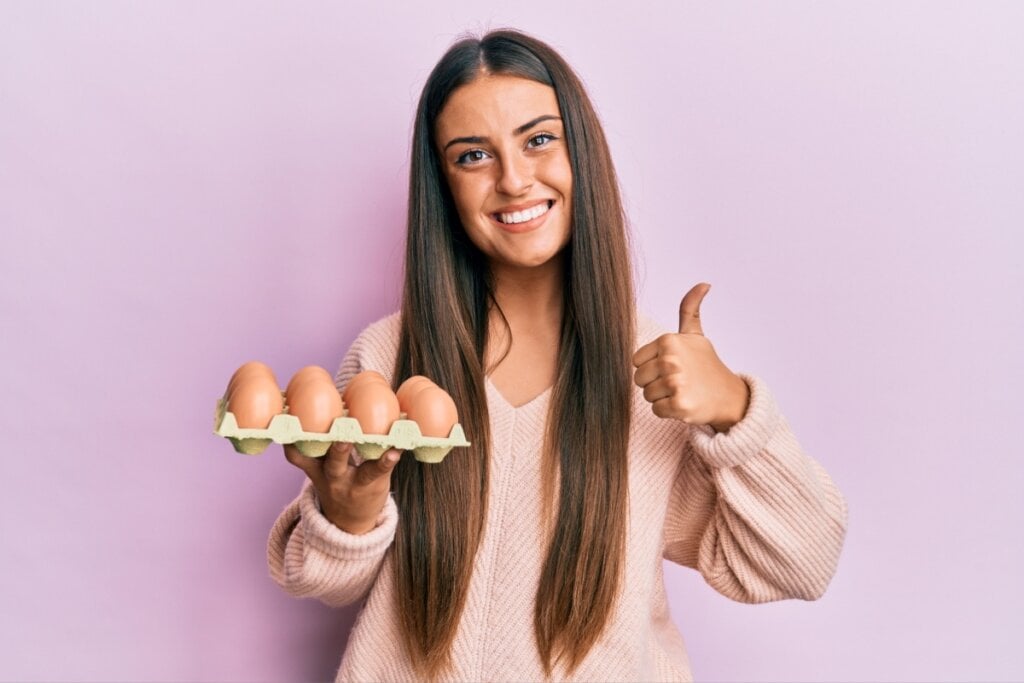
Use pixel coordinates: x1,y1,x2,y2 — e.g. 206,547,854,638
268,313,847,682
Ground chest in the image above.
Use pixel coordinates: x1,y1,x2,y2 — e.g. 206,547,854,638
486,330,558,408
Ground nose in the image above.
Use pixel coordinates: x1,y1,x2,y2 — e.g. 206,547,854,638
495,153,532,196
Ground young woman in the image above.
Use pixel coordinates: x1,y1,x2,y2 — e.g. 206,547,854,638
269,29,847,682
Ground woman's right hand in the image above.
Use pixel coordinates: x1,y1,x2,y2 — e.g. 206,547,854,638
284,442,401,535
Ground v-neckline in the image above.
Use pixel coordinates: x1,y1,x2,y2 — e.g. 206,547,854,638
485,376,553,412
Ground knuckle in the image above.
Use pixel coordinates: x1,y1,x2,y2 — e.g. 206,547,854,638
659,356,682,374
675,397,698,419
323,455,346,477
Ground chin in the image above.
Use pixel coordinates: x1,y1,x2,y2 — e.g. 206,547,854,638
499,249,566,270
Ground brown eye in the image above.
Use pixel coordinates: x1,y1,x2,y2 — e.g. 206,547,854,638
527,133,556,148
456,149,488,165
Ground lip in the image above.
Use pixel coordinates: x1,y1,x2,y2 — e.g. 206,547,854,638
489,199,555,234
492,199,551,214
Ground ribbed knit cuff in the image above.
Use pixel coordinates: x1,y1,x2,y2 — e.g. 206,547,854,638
298,479,398,560
688,374,781,469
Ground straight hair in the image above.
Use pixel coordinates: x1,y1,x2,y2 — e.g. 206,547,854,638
392,29,635,678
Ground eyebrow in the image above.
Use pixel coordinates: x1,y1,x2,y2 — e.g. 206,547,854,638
442,114,562,151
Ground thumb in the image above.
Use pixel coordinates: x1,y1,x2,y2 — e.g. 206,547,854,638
678,282,711,335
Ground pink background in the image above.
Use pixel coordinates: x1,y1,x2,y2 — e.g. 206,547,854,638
2,2,1022,681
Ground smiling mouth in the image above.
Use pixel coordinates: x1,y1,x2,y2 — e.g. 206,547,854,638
494,200,553,225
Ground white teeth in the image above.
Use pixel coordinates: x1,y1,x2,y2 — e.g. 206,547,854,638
498,202,550,224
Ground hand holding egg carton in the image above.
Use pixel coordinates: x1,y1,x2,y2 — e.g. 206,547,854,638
214,362,469,463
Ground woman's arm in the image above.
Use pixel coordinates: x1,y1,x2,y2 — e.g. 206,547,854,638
267,313,404,607
267,479,397,607
662,375,848,602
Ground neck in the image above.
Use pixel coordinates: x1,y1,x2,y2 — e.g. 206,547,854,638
483,255,566,377
488,255,565,329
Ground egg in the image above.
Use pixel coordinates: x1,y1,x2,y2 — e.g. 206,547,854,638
396,375,436,413
406,386,458,438
286,365,334,395
228,373,284,428
342,370,389,404
225,360,276,400
286,373,344,433
345,380,400,436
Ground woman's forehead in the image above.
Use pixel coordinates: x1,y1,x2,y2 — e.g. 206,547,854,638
436,75,561,138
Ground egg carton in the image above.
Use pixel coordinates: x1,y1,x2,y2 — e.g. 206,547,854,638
213,398,470,463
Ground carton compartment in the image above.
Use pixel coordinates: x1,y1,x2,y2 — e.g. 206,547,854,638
213,398,470,463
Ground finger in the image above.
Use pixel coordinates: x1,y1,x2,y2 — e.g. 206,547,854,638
283,443,324,486
632,340,658,367
642,377,675,404
354,449,402,486
650,397,679,420
633,358,662,387
678,282,711,336
322,442,354,481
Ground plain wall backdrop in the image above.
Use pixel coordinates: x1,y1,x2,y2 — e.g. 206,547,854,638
2,1,1022,681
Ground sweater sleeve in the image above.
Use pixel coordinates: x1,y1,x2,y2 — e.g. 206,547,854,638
266,313,402,607
267,480,398,607
662,374,848,603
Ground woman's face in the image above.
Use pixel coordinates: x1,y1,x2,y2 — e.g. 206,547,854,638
435,74,573,272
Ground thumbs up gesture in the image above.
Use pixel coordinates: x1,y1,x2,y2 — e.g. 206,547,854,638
632,283,751,432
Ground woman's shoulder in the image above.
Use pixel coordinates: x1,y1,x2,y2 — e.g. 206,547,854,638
334,311,402,387
357,311,402,344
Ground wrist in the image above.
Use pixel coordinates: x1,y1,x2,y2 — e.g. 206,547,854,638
317,494,379,535
710,375,750,433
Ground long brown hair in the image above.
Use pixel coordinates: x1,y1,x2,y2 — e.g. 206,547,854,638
392,29,635,678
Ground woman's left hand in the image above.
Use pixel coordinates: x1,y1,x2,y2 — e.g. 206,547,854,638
632,283,751,433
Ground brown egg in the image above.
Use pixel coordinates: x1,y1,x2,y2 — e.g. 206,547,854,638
396,375,436,413
406,386,458,438
228,373,284,428
342,370,389,404
286,375,344,433
225,361,276,400
345,380,400,436
286,365,334,395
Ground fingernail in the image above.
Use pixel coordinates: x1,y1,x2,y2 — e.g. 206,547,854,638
386,451,400,463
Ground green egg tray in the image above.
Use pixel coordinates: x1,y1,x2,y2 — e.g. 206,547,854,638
213,398,470,463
